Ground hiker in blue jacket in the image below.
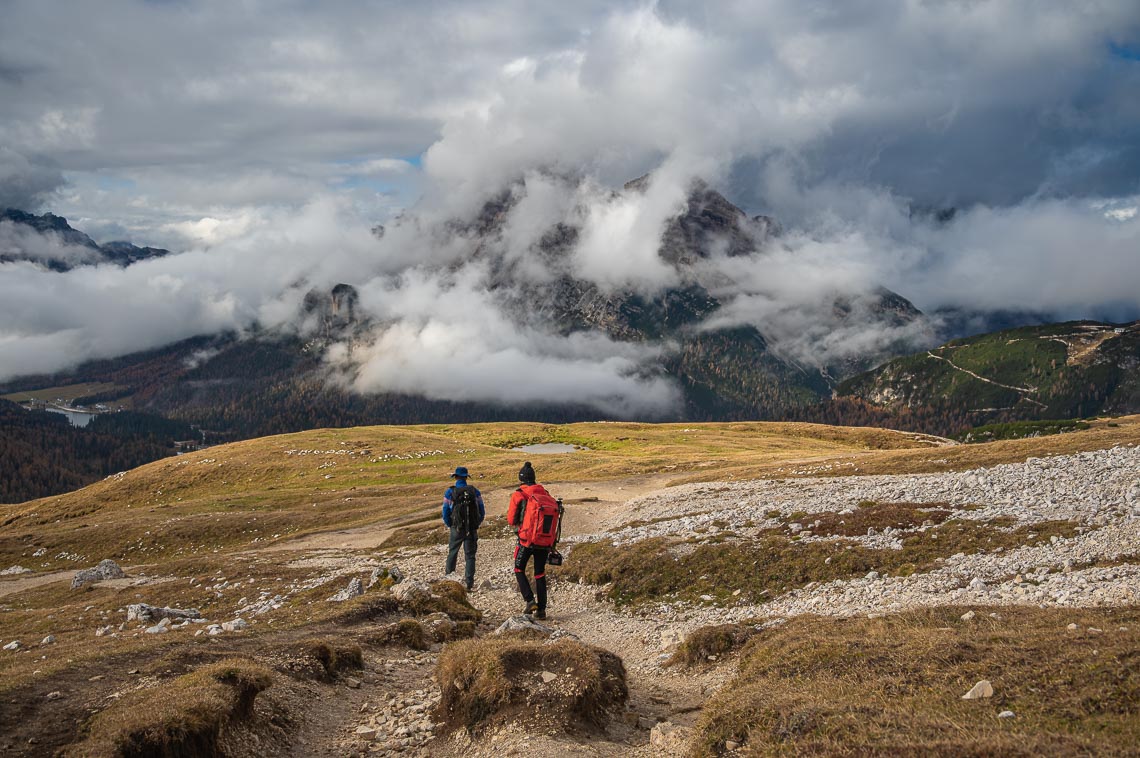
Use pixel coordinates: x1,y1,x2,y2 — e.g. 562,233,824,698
441,466,485,590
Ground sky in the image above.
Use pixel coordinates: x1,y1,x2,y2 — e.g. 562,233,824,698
1,0,1139,412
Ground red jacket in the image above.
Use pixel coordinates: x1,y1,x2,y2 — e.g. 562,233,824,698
507,483,550,528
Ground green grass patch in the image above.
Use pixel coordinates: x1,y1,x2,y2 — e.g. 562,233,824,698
955,419,1092,443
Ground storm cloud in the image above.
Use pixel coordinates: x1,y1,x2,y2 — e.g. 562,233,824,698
1,1,1138,413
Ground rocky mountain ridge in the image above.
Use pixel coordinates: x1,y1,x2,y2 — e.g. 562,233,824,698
0,208,170,271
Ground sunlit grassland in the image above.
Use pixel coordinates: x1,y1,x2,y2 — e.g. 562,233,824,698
0,382,125,405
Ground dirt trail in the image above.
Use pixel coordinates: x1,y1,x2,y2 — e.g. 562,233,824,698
926,350,1047,408
327,473,721,755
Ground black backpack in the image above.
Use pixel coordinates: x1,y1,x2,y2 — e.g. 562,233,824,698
452,485,479,536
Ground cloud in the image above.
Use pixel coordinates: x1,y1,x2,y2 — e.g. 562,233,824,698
0,148,64,210
1,1,1139,415
335,266,681,416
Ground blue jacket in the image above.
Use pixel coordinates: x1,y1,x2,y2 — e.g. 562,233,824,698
442,479,485,528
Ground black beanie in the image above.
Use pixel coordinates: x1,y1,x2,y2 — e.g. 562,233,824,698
518,461,536,484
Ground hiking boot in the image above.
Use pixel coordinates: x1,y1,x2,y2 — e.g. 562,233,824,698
535,609,547,620
525,601,538,616
466,583,475,593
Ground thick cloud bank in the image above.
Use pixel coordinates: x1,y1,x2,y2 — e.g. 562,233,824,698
1,2,1138,414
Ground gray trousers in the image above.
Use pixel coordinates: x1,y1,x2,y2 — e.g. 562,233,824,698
445,527,478,587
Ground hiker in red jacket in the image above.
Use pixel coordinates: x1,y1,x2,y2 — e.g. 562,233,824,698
507,461,562,620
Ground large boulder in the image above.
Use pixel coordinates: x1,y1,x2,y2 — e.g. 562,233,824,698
71,560,126,589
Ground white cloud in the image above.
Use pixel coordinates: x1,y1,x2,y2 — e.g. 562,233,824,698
1,0,1139,413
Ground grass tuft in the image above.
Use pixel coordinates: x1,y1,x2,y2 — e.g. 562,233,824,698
668,622,758,666
370,618,430,651
63,658,273,757
435,636,628,733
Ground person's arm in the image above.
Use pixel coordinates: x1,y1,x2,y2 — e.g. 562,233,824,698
442,487,454,527
507,490,524,526
476,490,486,526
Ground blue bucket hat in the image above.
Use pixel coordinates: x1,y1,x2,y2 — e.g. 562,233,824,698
452,466,469,479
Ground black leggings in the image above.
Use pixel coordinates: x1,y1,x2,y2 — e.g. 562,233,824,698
513,543,549,611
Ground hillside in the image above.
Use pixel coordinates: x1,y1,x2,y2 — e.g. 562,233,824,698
836,320,1140,430
1,418,1138,755
0,399,191,503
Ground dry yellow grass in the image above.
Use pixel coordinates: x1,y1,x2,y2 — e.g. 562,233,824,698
1,415,1137,738
691,606,1140,756
62,658,273,758
435,634,628,733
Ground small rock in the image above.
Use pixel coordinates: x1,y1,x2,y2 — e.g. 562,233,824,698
960,611,975,621
650,721,691,750
698,594,714,602
145,618,171,634
494,615,553,636
725,740,741,751
391,579,431,603
45,691,62,701
540,671,558,683
1067,623,1079,631
355,725,377,737
328,577,365,602
479,578,494,590
71,560,126,589
221,618,249,632
4,640,21,651
659,630,684,651
0,565,32,576
40,636,55,645
969,577,987,591
961,680,994,700
998,710,1015,719
865,571,880,581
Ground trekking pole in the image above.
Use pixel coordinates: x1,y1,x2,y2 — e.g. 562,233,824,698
555,498,563,546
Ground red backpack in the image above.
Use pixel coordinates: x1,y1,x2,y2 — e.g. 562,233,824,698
518,486,562,548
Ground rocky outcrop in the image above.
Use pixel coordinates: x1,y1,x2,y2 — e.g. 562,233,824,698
1,209,169,271
71,559,126,588
126,603,201,623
